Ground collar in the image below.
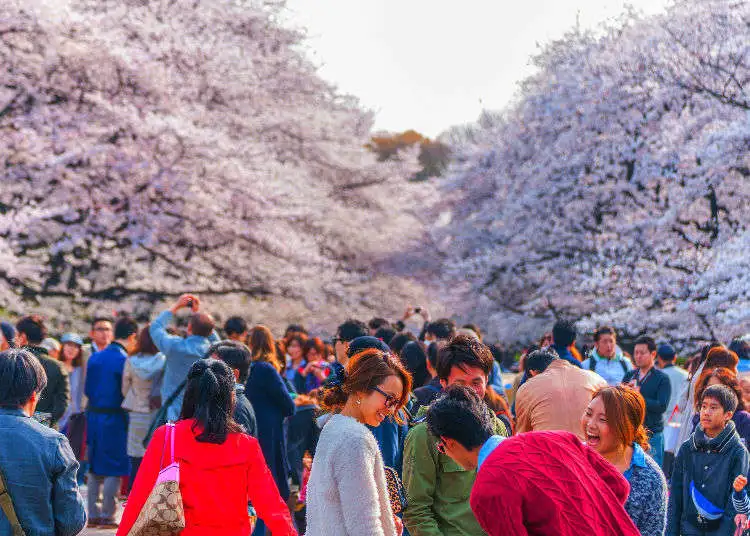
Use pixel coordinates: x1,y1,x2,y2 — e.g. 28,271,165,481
0,407,29,418
111,341,128,355
624,443,647,481
693,419,737,452
25,345,49,357
235,383,246,394
478,435,505,469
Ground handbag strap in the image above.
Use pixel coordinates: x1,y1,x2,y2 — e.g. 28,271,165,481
0,464,27,536
160,423,176,469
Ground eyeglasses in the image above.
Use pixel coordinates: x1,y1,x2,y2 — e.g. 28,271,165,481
372,386,399,409
436,439,447,455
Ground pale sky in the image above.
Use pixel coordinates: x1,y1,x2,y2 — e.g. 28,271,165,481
283,0,670,137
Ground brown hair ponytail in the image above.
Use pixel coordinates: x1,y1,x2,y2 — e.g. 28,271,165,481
592,385,650,452
320,349,413,420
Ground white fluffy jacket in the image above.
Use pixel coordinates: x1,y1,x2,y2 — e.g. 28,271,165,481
305,413,396,536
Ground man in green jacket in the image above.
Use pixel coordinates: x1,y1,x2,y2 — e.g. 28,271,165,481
403,334,509,536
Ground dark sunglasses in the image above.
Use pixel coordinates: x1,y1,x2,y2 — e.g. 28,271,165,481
372,386,399,409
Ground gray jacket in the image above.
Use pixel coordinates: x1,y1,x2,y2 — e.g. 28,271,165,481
0,408,86,535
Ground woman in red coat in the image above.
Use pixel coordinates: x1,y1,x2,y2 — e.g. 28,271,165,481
117,359,296,536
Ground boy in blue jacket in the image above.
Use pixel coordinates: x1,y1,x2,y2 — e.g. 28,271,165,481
667,384,750,535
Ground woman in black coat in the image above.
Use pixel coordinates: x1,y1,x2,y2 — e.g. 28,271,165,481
246,326,295,536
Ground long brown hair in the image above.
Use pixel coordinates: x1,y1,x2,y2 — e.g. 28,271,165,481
248,325,282,372
591,385,650,452
694,367,744,412
320,349,413,422
704,346,739,374
135,325,159,355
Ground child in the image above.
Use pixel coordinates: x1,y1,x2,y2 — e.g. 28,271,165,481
667,384,750,535
733,475,750,533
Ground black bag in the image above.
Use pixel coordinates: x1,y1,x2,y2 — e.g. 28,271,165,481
65,413,87,460
142,381,186,449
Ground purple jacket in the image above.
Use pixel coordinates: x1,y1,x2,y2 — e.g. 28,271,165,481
692,410,750,448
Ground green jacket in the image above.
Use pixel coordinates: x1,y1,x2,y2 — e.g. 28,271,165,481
402,404,509,536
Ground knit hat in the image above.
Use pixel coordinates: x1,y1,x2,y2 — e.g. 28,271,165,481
61,333,84,346
0,322,16,348
657,343,676,360
347,336,390,359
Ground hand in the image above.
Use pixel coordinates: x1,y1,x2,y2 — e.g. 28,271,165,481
170,294,200,314
402,306,415,321
734,475,748,492
735,514,748,530
419,307,431,322
393,515,403,536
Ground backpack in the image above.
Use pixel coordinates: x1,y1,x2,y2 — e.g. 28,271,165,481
588,355,629,375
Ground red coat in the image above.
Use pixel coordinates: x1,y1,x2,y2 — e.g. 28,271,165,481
117,420,296,536
470,431,640,536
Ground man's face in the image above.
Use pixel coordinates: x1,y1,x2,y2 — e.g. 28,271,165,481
334,337,349,363
633,344,655,370
441,365,488,399
90,320,114,348
699,396,733,437
595,334,616,359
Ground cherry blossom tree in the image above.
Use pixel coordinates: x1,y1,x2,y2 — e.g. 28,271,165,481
0,0,429,330
434,0,749,347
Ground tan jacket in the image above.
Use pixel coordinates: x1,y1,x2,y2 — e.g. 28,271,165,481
121,356,164,413
516,360,606,440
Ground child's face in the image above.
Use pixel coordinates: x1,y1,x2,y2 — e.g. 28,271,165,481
700,396,733,436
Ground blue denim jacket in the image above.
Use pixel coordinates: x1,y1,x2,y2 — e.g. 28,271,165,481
0,408,86,536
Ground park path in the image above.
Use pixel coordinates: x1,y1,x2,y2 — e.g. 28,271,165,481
79,484,121,536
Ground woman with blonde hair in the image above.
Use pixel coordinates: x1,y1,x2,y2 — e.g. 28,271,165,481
306,349,413,536
582,386,668,536
246,325,295,536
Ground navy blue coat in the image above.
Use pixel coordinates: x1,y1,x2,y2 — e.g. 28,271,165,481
84,342,129,476
246,361,295,499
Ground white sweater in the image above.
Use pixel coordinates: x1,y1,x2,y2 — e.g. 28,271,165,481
305,413,396,536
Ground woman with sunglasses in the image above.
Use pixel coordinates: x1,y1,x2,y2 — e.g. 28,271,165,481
305,348,412,536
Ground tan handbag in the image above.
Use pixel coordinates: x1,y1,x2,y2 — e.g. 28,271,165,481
128,423,185,536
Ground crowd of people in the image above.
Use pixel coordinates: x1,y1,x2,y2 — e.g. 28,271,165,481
1,293,749,536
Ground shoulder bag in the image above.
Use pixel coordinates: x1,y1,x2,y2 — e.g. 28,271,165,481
0,464,26,536
128,423,185,536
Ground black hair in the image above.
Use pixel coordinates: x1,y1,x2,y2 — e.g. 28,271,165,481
374,326,397,346
552,320,577,347
0,348,47,408
368,317,391,331
700,384,739,414
180,358,243,444
426,385,493,450
634,336,657,353
114,316,139,341
284,324,308,337
224,316,248,337
389,332,417,356
16,315,47,345
525,348,559,374
729,339,749,361
337,319,368,343
401,341,430,388
593,326,617,342
207,340,252,383
436,333,493,381
426,318,457,341
91,316,114,328
427,341,439,369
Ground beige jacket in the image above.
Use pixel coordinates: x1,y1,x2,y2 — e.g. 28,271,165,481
516,359,607,440
121,355,165,413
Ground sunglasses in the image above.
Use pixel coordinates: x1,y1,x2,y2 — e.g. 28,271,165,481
372,386,399,409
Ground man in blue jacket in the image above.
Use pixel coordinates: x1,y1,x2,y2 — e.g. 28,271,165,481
150,294,219,421
0,348,86,536
85,316,139,529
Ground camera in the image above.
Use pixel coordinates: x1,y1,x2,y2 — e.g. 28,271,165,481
414,306,422,314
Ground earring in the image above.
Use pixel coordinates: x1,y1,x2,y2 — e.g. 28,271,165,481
356,398,362,406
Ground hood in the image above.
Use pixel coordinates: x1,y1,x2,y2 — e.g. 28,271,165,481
129,353,166,380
